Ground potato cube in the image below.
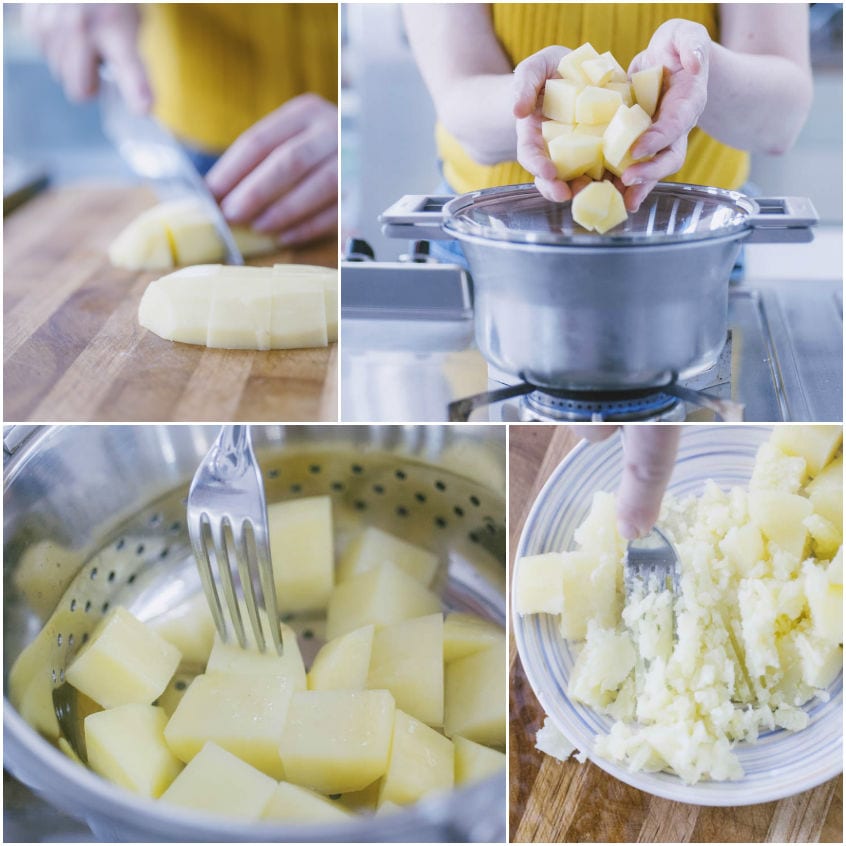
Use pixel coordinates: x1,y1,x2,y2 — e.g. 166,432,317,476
443,612,505,663
547,134,604,181
65,606,181,708
108,206,173,271
573,122,608,137
148,592,215,667
581,51,625,86
542,79,583,124
338,525,439,586
325,561,441,640
444,640,505,747
575,86,624,125
631,65,664,117
367,613,444,726
574,490,626,562
278,689,395,794
268,495,334,613
206,623,306,690
262,781,353,823
542,120,574,144
571,181,628,234
207,275,274,349
804,513,841,560
804,560,843,643
558,549,620,640
308,624,374,690
602,104,652,169
168,206,230,268
771,425,843,477
720,523,765,577
85,704,183,798
605,81,634,107
603,150,636,178
557,42,600,84
379,710,454,806
453,735,506,784
748,490,812,560
514,552,566,615
806,456,843,525
164,672,293,778
138,273,215,346
160,741,277,819
272,263,338,343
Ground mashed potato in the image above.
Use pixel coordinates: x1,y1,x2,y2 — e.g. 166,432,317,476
516,426,843,784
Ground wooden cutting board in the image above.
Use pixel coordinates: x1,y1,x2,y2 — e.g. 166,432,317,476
4,184,337,422
508,425,843,843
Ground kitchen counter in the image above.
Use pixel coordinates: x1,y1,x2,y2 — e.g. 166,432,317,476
4,184,338,422
508,425,843,843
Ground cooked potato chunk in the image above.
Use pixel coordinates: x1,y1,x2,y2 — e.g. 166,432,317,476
542,79,583,124
308,624,375,691
575,86,624,125
443,612,505,663
547,134,604,182
453,735,506,785
571,181,628,234
771,425,842,477
631,65,664,117
261,781,353,823
338,525,439,586
444,640,505,747
602,103,652,169
557,42,600,84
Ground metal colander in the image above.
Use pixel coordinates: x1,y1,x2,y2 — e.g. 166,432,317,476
4,425,506,842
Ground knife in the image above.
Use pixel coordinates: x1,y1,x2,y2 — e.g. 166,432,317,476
98,66,244,265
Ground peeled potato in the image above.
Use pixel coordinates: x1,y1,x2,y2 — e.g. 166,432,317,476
631,65,664,117
571,181,628,234
547,134,603,181
138,264,337,350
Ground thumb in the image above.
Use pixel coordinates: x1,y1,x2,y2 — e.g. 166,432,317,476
616,426,681,539
513,46,568,118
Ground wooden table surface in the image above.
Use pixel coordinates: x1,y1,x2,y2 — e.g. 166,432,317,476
508,424,843,843
4,184,337,423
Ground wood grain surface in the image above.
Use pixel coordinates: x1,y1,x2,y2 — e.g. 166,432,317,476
508,424,843,843
4,184,338,422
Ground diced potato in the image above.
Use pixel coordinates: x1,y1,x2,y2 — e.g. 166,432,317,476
581,51,625,86
750,441,808,493
547,134,604,182
559,549,619,640
278,690,395,794
443,612,504,663
574,491,626,562
337,526,439,586
605,81,634,107
631,65,664,117
164,672,294,778
602,150,636,178
325,561,441,641
262,781,353,823
748,490,812,560
804,513,841,560
542,79,583,124
557,42,600,84
205,623,306,690
575,86,624,125
308,624,374,691
148,593,215,667
806,456,843,525
571,180,628,234
268,495,334,613
771,426,843,477
85,704,183,798
444,640,505,747
207,274,274,349
720,523,765,577
108,206,173,270
573,122,608,138
602,103,652,169
367,613,444,727
542,120,574,143
379,710,454,806
803,560,843,643
273,263,338,343
514,552,566,615
453,735,506,785
65,606,181,708
160,741,277,819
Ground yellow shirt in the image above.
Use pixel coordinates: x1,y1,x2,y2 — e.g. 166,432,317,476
437,3,749,193
140,3,337,154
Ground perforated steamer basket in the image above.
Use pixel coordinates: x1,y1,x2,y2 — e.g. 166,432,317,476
3,425,506,842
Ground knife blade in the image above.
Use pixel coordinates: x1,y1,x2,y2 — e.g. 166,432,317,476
98,66,244,265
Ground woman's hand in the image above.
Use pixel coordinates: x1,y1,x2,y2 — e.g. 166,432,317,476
22,3,151,113
205,94,338,247
623,19,711,210
575,425,681,540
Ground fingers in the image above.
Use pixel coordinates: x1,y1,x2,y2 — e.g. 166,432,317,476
512,46,569,118
276,202,338,248
616,426,681,539
515,113,557,182
534,175,572,203
621,136,687,210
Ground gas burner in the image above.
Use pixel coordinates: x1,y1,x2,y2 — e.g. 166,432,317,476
520,387,685,422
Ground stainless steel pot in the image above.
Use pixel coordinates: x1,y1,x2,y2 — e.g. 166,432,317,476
381,184,818,390
4,425,506,842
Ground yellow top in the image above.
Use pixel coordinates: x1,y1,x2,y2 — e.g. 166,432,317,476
436,3,749,193
140,3,337,154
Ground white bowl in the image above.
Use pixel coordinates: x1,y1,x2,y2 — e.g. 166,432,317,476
512,425,843,806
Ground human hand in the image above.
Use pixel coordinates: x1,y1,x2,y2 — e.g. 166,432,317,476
22,3,151,113
623,19,711,210
575,425,681,540
205,94,338,247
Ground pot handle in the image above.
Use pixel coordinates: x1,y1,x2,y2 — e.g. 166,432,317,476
744,196,818,244
380,194,453,240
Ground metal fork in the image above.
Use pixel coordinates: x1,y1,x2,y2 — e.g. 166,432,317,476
186,425,283,654
624,526,680,601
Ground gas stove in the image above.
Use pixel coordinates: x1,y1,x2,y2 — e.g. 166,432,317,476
341,247,842,423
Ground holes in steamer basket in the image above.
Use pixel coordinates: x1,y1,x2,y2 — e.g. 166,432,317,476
148,512,163,528
395,469,407,480
308,464,321,475
267,468,280,479
290,483,302,494
396,506,408,517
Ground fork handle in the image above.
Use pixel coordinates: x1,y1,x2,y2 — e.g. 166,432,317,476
210,425,251,481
